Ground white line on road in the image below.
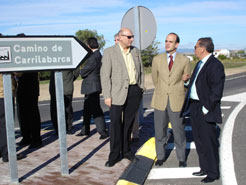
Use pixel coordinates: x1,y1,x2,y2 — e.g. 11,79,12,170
220,92,246,185
226,75,246,81
148,167,203,179
221,106,231,109
166,142,196,150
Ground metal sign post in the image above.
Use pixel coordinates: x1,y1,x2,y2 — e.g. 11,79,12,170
55,71,69,175
0,36,90,182
3,73,18,183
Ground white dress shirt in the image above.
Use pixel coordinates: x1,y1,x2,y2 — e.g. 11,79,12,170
190,53,212,114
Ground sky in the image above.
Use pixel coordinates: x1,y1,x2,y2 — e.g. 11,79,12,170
1,0,246,51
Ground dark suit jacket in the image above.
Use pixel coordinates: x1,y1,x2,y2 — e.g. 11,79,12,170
180,55,225,123
17,72,39,98
49,68,80,96
80,50,102,95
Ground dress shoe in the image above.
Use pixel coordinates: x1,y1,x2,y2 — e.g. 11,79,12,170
99,134,109,140
28,141,42,149
201,176,219,183
2,154,26,162
155,159,165,166
192,170,207,176
17,139,31,147
76,132,89,136
131,138,139,143
179,161,187,167
105,158,121,167
66,129,74,135
123,153,135,161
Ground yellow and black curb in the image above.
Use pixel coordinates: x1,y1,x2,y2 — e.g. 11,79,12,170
116,123,173,185
116,137,157,185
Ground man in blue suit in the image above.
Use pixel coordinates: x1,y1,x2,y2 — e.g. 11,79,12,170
180,37,225,183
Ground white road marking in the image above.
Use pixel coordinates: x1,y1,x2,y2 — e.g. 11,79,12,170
148,167,203,179
166,142,196,150
226,75,246,81
221,106,231,109
220,92,246,185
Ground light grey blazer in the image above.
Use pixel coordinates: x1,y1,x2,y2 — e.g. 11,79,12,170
100,44,144,105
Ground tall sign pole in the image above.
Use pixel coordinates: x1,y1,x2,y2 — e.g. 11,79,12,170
3,73,18,183
55,71,69,175
133,6,143,124
122,6,157,123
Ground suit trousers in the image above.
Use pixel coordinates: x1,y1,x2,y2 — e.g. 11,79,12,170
17,95,41,143
109,85,142,162
50,94,73,132
154,99,186,162
82,92,107,135
190,101,220,179
0,98,8,159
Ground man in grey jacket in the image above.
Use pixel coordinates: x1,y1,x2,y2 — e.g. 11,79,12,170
101,28,144,167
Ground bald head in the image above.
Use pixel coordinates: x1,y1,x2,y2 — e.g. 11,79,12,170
118,28,134,49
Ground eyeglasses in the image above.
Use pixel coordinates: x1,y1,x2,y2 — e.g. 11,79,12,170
194,46,201,50
121,35,134,39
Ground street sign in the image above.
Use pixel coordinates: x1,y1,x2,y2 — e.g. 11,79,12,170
0,35,90,183
0,36,90,72
121,6,157,50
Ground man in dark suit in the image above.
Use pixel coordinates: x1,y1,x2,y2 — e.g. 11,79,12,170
17,72,42,149
101,28,144,167
76,37,108,139
180,37,225,183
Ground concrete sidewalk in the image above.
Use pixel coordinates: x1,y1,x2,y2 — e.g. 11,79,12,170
0,105,155,185
0,123,133,185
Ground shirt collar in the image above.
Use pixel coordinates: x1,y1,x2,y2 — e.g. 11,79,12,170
167,52,177,60
92,49,98,52
119,43,130,54
201,53,212,64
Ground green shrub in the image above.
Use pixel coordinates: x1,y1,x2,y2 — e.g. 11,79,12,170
39,71,51,81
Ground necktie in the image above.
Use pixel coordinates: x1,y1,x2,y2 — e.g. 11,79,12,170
187,60,203,98
169,55,173,71
192,60,203,79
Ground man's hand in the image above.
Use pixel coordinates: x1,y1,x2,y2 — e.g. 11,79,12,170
182,74,190,82
104,98,112,107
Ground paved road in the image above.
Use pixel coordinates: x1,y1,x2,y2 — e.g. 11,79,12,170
144,72,246,185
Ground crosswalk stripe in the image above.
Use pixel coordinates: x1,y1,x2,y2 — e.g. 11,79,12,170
166,142,196,150
147,167,204,179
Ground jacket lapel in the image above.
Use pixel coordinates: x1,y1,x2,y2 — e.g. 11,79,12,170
161,53,168,73
171,53,181,73
115,44,129,76
196,55,213,81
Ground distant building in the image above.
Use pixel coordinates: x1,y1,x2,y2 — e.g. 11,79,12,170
186,55,193,61
213,49,230,58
